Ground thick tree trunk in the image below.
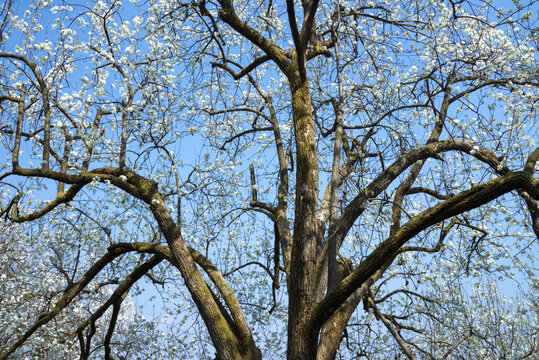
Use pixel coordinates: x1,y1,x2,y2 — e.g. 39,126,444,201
287,76,320,360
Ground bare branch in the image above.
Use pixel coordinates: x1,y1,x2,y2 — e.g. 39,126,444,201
404,186,453,200
223,260,274,279
0,53,51,168
9,183,86,222
220,126,273,150
76,256,163,352
367,296,417,360
211,55,271,80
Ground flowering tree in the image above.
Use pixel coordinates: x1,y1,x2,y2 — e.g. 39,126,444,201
0,0,538,359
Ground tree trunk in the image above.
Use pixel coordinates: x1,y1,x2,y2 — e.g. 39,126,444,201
287,76,320,360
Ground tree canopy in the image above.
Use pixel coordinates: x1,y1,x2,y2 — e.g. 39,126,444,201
0,0,538,359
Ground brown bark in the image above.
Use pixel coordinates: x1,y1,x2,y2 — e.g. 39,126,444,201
288,76,320,360
312,170,538,336
6,164,261,360
149,195,261,360
3,2,538,358
316,259,394,360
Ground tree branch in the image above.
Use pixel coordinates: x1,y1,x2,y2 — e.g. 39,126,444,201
0,246,132,360
286,0,304,78
211,55,271,80
404,186,453,200
367,296,417,360
12,84,26,168
9,182,87,222
76,255,163,355
217,0,292,76
0,52,51,168
112,241,259,351
313,169,538,339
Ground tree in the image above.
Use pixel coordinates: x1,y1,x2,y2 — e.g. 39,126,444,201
0,0,538,358
0,219,166,359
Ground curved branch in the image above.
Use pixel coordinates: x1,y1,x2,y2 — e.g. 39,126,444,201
390,76,454,237
375,289,434,305
449,77,539,105
188,247,256,343
332,139,516,251
0,246,132,360
112,241,258,351
76,255,163,353
211,55,271,80
367,296,417,360
7,164,259,358
249,200,276,217
0,52,51,168
312,169,538,340
404,186,453,200
10,166,158,205
9,182,87,222
217,0,292,76
220,126,273,150
223,260,274,278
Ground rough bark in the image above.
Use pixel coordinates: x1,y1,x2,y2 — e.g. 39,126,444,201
149,195,261,360
312,170,538,336
288,76,320,360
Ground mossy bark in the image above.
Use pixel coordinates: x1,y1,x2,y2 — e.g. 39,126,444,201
287,76,320,360
150,196,261,360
